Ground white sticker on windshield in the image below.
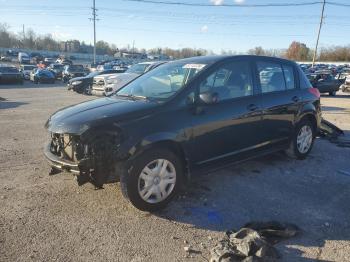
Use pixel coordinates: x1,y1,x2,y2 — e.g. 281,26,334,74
182,64,206,70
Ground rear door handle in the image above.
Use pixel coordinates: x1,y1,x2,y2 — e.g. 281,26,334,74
247,104,258,111
292,96,300,103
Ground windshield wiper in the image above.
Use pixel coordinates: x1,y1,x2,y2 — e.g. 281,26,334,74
115,94,148,101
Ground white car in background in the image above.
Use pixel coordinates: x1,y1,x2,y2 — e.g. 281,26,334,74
19,65,36,80
91,61,167,96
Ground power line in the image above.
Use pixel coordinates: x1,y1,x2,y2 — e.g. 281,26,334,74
312,0,326,66
122,0,325,7
89,0,99,64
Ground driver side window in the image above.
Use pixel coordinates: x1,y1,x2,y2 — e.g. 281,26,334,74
199,61,253,102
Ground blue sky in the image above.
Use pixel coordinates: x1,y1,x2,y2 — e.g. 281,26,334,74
1,0,350,53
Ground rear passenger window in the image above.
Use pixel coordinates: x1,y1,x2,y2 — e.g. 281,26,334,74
282,65,295,90
257,62,286,93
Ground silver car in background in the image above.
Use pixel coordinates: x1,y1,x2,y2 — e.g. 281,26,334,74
91,61,166,96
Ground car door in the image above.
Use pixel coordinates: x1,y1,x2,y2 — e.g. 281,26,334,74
190,58,263,166
256,59,302,147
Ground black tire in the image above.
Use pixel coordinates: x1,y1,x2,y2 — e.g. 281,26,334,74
286,119,315,160
120,148,183,211
329,91,336,96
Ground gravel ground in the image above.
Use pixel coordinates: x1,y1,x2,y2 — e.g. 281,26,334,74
0,82,349,262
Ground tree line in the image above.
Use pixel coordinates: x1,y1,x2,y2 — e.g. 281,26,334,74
1,23,349,61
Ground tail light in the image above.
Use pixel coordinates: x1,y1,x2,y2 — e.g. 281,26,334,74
308,87,320,98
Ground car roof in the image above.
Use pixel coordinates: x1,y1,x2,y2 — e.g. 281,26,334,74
168,55,296,65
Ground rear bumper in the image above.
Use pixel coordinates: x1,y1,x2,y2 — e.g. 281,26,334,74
44,143,80,174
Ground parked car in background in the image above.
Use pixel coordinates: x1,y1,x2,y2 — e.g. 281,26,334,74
0,55,12,62
6,50,18,57
56,57,73,65
67,69,124,94
307,72,344,96
44,57,55,63
30,68,55,84
19,65,37,80
47,63,65,79
91,61,166,96
0,65,23,84
30,52,44,64
341,75,350,92
18,52,30,64
37,61,51,69
62,64,85,82
44,55,321,211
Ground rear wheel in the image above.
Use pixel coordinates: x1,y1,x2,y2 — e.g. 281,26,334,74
286,119,315,160
329,91,336,96
120,148,183,211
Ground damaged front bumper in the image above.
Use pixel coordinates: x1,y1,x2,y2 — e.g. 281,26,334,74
44,142,81,174
44,131,126,187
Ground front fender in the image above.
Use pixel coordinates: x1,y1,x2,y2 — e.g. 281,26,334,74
123,131,185,158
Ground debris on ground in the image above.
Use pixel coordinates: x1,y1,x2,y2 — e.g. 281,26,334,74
319,118,350,148
319,118,344,138
337,170,350,177
210,221,300,262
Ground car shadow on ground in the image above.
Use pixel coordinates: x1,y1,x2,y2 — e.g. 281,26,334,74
321,105,347,111
0,100,28,109
321,94,350,99
153,137,350,260
0,82,63,89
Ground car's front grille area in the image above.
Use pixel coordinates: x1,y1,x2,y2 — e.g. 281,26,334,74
50,133,86,162
92,78,106,91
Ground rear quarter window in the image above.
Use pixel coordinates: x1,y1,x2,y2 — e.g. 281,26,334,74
297,65,312,89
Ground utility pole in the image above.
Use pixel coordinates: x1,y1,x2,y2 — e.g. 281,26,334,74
90,0,98,64
312,0,326,67
22,24,25,40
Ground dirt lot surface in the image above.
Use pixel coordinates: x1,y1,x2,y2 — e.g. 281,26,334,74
1,83,349,262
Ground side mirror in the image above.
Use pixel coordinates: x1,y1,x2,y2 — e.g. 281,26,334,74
199,91,219,105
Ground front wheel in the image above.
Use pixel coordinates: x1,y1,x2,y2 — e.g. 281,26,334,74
286,119,315,160
120,148,183,211
329,91,336,96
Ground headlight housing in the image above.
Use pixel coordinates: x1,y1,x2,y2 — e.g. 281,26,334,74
71,80,82,85
106,79,116,85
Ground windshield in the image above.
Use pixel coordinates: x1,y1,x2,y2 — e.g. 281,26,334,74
53,64,64,69
116,61,207,101
126,63,150,74
23,65,35,70
87,71,101,77
69,65,84,71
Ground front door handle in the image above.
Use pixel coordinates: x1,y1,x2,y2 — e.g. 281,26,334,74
247,104,258,111
292,96,300,103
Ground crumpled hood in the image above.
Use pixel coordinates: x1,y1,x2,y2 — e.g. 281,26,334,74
45,97,158,134
68,76,90,83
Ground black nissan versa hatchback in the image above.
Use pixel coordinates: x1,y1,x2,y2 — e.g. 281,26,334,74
44,55,321,211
